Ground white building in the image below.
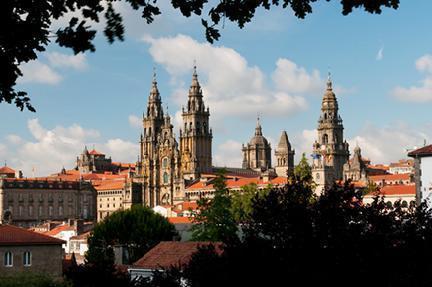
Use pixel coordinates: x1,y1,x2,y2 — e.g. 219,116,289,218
408,145,432,205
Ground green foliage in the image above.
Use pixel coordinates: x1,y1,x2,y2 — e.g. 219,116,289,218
145,178,432,286
230,183,270,223
86,205,178,266
0,273,70,287
293,152,312,182
191,171,238,242
2,0,399,111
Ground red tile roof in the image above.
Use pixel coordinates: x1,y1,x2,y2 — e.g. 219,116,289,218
132,241,222,269
93,179,125,191
168,217,193,224
365,185,416,197
0,166,15,174
0,225,65,246
186,176,287,191
408,144,432,157
43,224,75,236
369,173,411,182
88,149,104,156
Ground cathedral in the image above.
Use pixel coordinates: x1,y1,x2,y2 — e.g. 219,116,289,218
135,66,212,207
134,67,363,205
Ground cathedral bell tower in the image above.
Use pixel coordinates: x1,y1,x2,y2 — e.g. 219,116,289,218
179,65,213,180
312,74,349,193
138,72,165,206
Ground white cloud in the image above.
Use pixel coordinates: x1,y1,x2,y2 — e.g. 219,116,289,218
393,54,432,102
19,60,62,85
4,119,137,177
104,139,139,163
415,54,432,73
213,140,243,168
6,135,23,145
272,58,323,94
46,52,88,70
376,47,384,61
142,34,318,123
128,115,142,128
347,122,431,164
292,129,316,164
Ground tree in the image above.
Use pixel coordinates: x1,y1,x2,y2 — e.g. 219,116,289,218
2,0,400,112
293,152,312,182
230,183,270,223
86,205,178,266
145,178,432,287
191,171,238,242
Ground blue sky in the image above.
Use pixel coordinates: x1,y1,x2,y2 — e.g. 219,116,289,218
2,1,432,176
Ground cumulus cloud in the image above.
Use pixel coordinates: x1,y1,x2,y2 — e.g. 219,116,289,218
19,60,62,85
347,122,431,164
142,34,322,122
213,140,243,168
393,54,432,102
128,115,142,128
272,58,323,93
4,119,138,177
46,52,88,70
6,135,23,145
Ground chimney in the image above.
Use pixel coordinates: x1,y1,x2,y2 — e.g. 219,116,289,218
74,219,84,234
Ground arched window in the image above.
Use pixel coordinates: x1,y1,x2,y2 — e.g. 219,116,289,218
163,172,169,184
23,251,31,266
4,252,13,267
189,122,192,130
162,158,168,168
323,134,328,144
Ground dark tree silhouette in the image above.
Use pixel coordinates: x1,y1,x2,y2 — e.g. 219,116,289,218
2,0,399,111
141,178,432,287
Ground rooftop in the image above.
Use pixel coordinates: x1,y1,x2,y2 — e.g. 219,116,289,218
132,241,222,270
408,144,432,157
0,225,65,246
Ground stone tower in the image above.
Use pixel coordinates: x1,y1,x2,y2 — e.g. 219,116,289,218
343,144,368,182
242,117,272,171
312,74,349,193
275,130,295,177
138,72,182,207
179,66,213,180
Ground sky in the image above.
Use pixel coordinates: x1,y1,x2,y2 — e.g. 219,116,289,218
2,1,432,176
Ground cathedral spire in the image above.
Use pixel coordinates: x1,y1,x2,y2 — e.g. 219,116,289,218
149,67,160,101
327,71,332,90
255,115,263,136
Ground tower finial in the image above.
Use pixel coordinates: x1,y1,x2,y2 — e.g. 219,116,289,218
193,59,197,76
152,66,156,83
255,114,262,136
327,69,332,90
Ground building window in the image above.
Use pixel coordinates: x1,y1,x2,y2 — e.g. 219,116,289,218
59,206,63,216
323,134,328,144
163,172,169,184
38,205,43,217
4,252,13,267
28,205,33,217
23,251,31,266
163,158,168,168
48,206,53,217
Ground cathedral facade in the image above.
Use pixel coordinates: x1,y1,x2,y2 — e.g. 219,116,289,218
136,67,212,207
312,75,350,194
